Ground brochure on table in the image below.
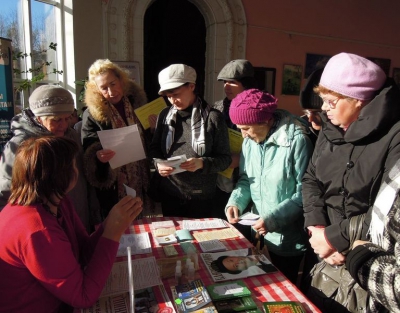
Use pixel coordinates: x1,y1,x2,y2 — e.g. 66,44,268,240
182,219,228,230
117,233,151,256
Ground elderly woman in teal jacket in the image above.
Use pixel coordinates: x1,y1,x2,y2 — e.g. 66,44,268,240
225,89,313,284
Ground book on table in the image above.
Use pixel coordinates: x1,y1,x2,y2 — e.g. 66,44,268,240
206,280,261,313
206,280,251,301
200,248,277,283
263,301,306,313
213,296,258,312
170,279,216,313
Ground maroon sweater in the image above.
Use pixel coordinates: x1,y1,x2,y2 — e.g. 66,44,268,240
0,197,118,312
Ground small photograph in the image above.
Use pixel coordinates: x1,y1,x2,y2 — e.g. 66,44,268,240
392,68,400,89
304,53,331,78
281,64,302,96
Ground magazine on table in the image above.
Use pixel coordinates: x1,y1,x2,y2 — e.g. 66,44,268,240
200,248,277,282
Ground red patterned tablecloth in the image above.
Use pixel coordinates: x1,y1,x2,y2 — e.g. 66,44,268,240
128,217,321,313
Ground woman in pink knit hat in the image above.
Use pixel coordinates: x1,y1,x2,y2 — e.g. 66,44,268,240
225,88,313,284
302,52,400,312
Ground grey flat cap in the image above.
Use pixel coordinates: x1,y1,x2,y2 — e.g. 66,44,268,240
217,59,254,81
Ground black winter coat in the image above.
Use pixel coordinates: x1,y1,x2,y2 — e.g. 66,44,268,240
302,78,400,253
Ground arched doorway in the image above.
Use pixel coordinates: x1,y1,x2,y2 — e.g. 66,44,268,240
143,0,206,101
102,0,247,104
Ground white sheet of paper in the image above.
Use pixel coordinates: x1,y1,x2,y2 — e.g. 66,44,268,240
124,184,137,198
100,257,162,297
97,124,146,169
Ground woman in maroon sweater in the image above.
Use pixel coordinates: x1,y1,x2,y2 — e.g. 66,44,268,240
0,136,142,312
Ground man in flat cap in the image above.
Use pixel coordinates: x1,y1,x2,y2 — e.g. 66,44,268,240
213,60,257,238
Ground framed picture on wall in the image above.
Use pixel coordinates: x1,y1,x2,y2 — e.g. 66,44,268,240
112,61,141,85
304,53,331,79
254,67,276,95
282,64,302,95
393,68,400,89
367,57,391,76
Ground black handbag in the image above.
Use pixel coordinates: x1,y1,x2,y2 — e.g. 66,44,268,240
306,214,369,313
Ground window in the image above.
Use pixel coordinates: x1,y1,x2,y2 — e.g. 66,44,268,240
0,0,73,109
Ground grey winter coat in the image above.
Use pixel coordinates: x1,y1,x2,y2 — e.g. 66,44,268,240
0,109,98,230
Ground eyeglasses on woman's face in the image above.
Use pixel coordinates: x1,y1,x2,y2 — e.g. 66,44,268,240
320,97,340,109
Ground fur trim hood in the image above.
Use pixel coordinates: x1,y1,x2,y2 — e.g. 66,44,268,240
84,79,147,124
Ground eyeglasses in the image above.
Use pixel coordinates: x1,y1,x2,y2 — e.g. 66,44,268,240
320,97,340,109
303,109,322,117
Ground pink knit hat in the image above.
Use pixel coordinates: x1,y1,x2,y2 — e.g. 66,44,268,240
229,89,278,125
320,53,386,100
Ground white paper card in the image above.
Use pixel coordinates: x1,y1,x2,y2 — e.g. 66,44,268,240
238,212,260,226
123,184,136,198
97,124,146,169
153,154,187,175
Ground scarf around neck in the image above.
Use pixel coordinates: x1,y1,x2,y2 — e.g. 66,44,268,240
165,97,211,156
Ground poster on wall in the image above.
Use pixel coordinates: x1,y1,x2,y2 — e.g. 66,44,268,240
304,53,331,79
393,68,400,89
367,57,391,76
113,61,141,86
282,64,302,95
0,37,14,150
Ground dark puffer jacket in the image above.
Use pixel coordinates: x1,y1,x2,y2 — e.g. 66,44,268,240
302,78,400,253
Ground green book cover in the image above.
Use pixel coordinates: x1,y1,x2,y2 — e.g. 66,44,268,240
214,296,257,312
206,280,251,301
263,301,306,313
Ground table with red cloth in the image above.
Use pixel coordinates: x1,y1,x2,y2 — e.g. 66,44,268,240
125,217,321,313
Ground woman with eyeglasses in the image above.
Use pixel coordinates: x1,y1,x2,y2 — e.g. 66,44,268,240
302,53,400,311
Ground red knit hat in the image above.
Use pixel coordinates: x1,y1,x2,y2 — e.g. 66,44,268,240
229,89,278,124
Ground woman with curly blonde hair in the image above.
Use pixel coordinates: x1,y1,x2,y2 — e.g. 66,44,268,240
82,59,154,220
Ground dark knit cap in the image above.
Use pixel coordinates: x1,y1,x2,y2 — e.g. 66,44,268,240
217,59,254,81
229,89,278,125
29,85,74,117
299,68,324,110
